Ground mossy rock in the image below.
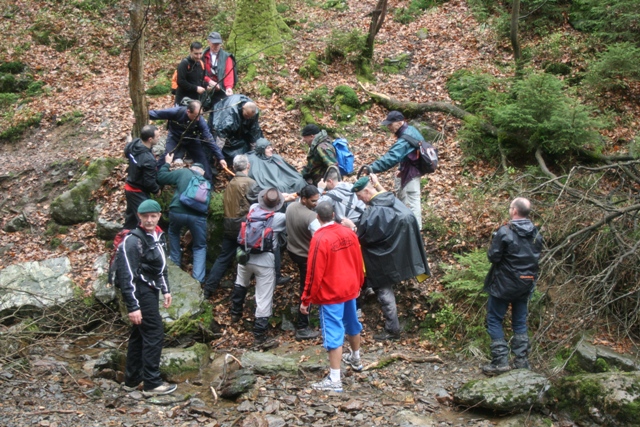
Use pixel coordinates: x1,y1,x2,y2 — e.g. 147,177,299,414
322,0,348,10
146,84,171,96
299,52,322,79
547,371,640,425
50,158,120,225
160,344,210,380
331,85,361,123
0,62,26,74
382,53,411,74
544,62,572,76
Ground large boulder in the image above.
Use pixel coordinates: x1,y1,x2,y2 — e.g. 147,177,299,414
571,339,640,373
91,254,116,304
0,257,75,315
163,262,203,322
454,369,550,412
547,371,640,426
50,158,120,225
160,343,210,381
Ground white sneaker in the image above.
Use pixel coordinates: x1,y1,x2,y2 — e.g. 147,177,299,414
342,351,363,372
142,382,177,397
311,376,343,392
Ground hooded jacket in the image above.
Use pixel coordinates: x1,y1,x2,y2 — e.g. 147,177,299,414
357,191,430,288
247,138,307,194
484,219,543,300
117,226,170,313
301,130,337,185
124,138,160,194
211,94,263,159
369,124,423,188
317,182,365,225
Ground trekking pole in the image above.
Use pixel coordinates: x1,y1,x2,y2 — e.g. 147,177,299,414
356,165,370,179
223,166,235,177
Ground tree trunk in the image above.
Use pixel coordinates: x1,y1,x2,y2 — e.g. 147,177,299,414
229,0,291,61
364,0,388,59
128,0,147,138
510,0,522,73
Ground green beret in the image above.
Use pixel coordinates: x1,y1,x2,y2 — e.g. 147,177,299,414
138,199,161,213
351,176,370,193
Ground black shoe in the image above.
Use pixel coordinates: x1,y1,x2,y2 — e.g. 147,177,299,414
373,330,400,341
277,276,291,286
482,362,511,376
230,313,242,323
295,327,320,341
203,289,214,299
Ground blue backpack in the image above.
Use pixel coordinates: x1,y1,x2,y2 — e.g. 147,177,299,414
332,138,354,176
179,171,212,214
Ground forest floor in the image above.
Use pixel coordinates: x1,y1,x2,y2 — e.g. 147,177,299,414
0,0,633,425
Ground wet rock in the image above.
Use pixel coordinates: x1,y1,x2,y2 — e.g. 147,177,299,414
341,399,364,412
219,369,257,399
163,263,204,323
454,369,549,412
495,413,556,426
547,371,640,426
93,349,126,373
265,415,285,427
0,257,75,315
160,344,210,381
145,393,189,406
96,216,122,241
241,351,298,374
50,158,120,225
4,213,28,232
395,409,438,426
573,339,640,373
240,413,268,427
237,400,256,412
282,395,297,406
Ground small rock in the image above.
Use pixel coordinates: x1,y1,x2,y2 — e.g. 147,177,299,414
265,415,286,427
241,413,268,427
282,395,297,406
341,399,363,412
237,400,256,412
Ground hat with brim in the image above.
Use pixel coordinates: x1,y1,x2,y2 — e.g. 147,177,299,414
381,110,405,125
351,176,370,193
138,199,162,213
207,32,223,43
258,188,285,211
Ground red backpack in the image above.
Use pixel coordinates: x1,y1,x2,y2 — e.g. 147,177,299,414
108,228,147,286
237,207,275,254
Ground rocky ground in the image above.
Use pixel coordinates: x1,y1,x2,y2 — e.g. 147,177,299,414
0,331,506,427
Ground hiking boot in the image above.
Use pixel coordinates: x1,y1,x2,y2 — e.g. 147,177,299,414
253,336,279,350
230,313,242,323
277,276,292,286
482,338,511,376
373,330,400,341
295,327,320,341
342,351,363,372
122,382,142,392
311,376,343,393
142,382,177,397
230,285,248,323
363,287,376,299
511,333,531,370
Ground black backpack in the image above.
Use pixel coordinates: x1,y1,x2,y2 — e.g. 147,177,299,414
108,228,149,287
401,133,439,175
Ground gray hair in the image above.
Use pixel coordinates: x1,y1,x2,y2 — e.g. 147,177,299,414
511,197,531,217
233,154,249,172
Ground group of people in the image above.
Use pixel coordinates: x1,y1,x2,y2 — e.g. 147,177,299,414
115,32,544,395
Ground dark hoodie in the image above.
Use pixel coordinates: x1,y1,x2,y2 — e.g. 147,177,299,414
247,138,307,194
356,191,430,289
484,219,544,300
124,138,160,194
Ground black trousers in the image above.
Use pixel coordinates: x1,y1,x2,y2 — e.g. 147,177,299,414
124,284,164,391
288,251,309,330
124,190,149,230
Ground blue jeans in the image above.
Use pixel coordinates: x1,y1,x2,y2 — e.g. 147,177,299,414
204,235,238,291
486,295,529,341
168,211,207,282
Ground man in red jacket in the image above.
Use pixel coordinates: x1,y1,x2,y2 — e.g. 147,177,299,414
301,202,364,393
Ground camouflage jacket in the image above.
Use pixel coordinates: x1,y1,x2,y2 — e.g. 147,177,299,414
301,130,337,185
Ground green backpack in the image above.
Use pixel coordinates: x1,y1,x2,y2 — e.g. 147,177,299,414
179,171,211,214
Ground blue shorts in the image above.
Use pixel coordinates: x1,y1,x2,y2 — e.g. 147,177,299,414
318,299,363,351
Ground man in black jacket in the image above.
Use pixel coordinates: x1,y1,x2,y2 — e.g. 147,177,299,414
175,41,206,106
352,174,430,341
482,197,543,375
210,94,263,163
118,200,176,396
123,125,160,229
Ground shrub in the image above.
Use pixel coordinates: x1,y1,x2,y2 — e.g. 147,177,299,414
324,29,367,65
0,113,43,141
584,43,640,92
301,85,329,109
393,0,444,24
446,69,497,113
0,62,26,74
0,93,19,107
298,53,322,79
570,0,640,44
322,0,348,10
440,249,490,303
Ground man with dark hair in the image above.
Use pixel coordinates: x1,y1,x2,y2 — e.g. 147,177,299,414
300,124,337,186
315,166,365,231
203,32,235,114
210,94,263,163
352,174,430,341
157,154,211,283
149,100,227,181
202,154,258,298
366,111,427,229
175,41,206,106
285,185,321,341
301,202,364,392
482,197,543,375
123,125,161,229
118,199,176,397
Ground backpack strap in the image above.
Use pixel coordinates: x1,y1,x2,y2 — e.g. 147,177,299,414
326,192,364,220
400,133,423,149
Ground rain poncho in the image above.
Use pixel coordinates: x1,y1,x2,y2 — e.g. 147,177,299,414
247,139,307,194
